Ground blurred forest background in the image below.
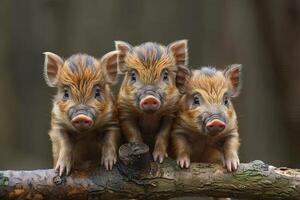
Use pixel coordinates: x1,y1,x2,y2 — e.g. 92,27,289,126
0,0,299,172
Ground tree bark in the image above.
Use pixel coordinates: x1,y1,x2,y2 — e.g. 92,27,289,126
0,143,299,200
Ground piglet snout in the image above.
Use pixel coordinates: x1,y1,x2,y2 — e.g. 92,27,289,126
140,95,161,112
71,114,94,131
206,119,226,133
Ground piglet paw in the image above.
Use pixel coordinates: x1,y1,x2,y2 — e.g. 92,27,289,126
153,148,168,163
55,155,72,176
223,153,240,172
176,155,190,169
101,150,117,171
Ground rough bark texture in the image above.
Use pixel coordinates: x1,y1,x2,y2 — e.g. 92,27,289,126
0,143,299,200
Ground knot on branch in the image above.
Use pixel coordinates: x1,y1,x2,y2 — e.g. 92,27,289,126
117,142,151,180
53,175,66,185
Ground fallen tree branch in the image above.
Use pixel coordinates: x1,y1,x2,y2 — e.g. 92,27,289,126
0,143,299,200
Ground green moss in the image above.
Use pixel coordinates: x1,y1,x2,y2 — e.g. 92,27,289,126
233,170,265,182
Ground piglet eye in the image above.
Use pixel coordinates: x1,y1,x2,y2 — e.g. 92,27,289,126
63,87,70,100
224,95,230,106
130,71,137,82
193,96,201,106
162,70,169,81
94,86,101,99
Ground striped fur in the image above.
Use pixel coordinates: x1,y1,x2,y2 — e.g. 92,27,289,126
171,65,242,178
44,52,120,175
116,40,189,163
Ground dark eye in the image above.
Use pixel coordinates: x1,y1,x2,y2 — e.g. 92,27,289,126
162,70,169,81
130,71,137,82
94,86,101,99
193,96,201,106
224,95,230,106
63,87,70,100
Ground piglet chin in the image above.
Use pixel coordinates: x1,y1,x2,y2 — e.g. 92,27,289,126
139,95,161,113
71,114,94,132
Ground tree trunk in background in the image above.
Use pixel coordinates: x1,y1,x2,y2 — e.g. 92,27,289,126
253,0,300,167
0,0,17,164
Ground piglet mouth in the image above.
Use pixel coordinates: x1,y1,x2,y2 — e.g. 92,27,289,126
71,114,94,131
139,95,161,113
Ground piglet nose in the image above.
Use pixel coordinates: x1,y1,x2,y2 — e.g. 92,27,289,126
140,95,161,112
71,114,94,131
206,119,226,133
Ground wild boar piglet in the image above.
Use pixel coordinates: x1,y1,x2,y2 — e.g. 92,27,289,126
172,65,242,172
44,51,120,176
116,40,190,163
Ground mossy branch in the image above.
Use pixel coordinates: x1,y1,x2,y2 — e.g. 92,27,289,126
0,143,299,200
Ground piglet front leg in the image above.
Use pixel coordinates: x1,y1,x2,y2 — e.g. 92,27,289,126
223,133,240,172
153,117,172,163
101,130,120,170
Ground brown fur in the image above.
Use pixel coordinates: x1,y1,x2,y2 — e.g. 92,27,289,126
171,66,242,171
116,40,189,163
44,52,120,175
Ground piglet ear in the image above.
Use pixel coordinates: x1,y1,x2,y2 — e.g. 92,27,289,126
43,52,64,87
224,64,242,97
100,50,120,84
176,65,191,94
115,41,132,73
168,39,188,66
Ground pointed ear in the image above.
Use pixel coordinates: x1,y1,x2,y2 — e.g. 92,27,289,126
224,64,242,97
43,52,63,87
115,41,132,73
176,65,191,94
100,50,120,84
168,39,188,66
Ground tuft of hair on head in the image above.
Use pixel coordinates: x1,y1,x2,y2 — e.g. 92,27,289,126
65,54,96,73
199,66,217,76
43,52,64,87
223,64,242,97
134,42,164,64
